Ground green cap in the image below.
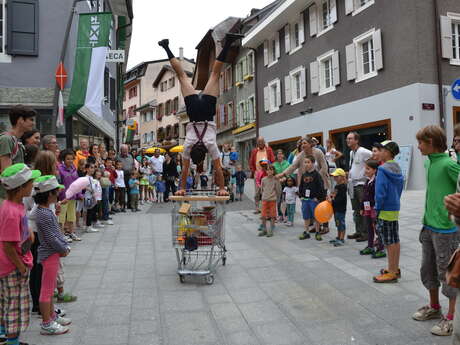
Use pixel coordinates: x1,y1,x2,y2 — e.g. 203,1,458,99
34,175,64,194
1,163,41,190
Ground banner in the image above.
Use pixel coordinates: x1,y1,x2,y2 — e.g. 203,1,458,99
66,13,112,118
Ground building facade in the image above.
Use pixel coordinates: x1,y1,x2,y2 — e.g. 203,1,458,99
243,0,460,189
0,0,133,149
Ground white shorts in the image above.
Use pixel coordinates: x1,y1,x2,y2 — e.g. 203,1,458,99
183,122,220,161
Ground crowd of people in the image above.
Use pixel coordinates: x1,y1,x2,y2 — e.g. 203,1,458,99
5,104,460,343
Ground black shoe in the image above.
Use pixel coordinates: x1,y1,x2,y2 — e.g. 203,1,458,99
109,211,116,215
158,39,169,47
347,233,360,239
356,236,368,242
121,209,126,213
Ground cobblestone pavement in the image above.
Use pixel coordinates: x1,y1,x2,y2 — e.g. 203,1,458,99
21,187,454,345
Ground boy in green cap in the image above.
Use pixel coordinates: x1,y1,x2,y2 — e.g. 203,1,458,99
0,163,40,345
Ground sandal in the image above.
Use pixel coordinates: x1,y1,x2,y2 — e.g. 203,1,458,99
56,293,77,303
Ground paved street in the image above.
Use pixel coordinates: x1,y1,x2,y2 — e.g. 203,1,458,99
21,185,454,345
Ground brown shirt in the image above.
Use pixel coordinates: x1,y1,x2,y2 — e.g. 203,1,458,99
283,148,330,190
261,176,282,201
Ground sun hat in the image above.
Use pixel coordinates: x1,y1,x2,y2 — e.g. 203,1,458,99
34,175,64,194
0,163,41,190
381,140,400,157
331,168,346,177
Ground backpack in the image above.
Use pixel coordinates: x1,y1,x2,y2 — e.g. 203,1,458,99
84,177,97,209
190,123,208,165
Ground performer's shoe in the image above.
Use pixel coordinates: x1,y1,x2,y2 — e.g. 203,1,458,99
158,39,169,47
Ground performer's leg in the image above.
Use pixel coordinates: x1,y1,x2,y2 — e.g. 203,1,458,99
175,159,190,196
203,33,244,97
158,39,197,97
213,159,229,196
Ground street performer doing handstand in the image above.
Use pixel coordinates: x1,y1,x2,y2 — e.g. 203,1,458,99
158,33,243,196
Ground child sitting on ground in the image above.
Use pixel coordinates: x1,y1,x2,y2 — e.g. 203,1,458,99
34,175,72,336
283,177,298,227
158,33,244,196
258,165,281,238
373,141,404,284
359,160,385,258
0,163,40,345
298,155,325,241
329,168,347,246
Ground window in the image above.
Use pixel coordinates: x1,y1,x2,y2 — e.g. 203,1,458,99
173,97,179,113
285,13,305,55
128,106,136,118
309,0,337,37
247,52,255,75
263,32,280,67
227,102,234,126
247,96,256,123
123,109,127,119
238,101,246,125
128,86,137,99
311,50,340,95
285,66,306,104
219,72,224,95
345,0,375,16
165,100,171,115
264,79,281,113
169,77,175,88
346,29,383,83
0,0,5,55
236,58,244,83
149,131,154,143
453,22,460,62
224,66,232,91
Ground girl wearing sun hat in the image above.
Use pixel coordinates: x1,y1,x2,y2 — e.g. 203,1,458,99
0,163,40,345
32,175,72,336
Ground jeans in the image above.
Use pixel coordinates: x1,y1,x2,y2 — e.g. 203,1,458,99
29,232,42,311
165,178,176,201
101,187,109,221
124,174,131,208
109,186,115,204
286,204,296,223
351,185,366,237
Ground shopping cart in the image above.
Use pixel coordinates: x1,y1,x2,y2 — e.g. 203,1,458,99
170,191,229,285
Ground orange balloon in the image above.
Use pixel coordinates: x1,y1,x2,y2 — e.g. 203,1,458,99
314,201,334,223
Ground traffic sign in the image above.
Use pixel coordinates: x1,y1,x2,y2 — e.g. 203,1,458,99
106,50,125,63
452,79,460,100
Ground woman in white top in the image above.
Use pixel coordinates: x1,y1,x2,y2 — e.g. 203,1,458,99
325,139,343,173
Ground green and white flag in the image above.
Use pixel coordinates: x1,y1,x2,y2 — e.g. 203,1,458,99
66,13,112,118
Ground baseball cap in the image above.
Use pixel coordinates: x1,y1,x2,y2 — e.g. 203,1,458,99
331,168,346,177
34,175,64,194
381,140,400,157
1,163,41,190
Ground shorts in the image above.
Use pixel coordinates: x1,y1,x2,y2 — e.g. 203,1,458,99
140,178,149,186
0,269,30,334
334,212,346,231
301,199,318,220
184,93,217,121
236,184,245,195
76,200,84,212
420,227,460,299
261,200,277,219
183,122,220,161
376,218,399,245
58,199,76,224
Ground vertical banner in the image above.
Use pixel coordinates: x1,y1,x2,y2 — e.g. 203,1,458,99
66,13,112,118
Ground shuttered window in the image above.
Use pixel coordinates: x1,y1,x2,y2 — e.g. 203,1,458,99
0,0,5,54
347,29,383,82
453,22,460,61
312,50,340,95
7,0,39,56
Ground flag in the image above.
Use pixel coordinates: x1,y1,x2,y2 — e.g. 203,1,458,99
66,13,112,118
57,90,65,128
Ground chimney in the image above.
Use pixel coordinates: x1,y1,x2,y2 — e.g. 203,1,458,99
179,47,184,60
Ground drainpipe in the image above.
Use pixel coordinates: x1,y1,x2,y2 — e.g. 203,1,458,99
434,0,446,129
249,47,259,138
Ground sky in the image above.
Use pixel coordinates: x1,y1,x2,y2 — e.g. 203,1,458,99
127,0,272,69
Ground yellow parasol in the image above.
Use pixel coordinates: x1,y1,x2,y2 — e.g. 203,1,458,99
145,147,166,154
169,145,184,153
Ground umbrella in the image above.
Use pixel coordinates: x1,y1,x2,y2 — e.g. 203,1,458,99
145,147,166,154
170,145,184,153
65,176,90,199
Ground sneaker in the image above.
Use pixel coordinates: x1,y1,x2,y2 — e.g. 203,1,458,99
315,233,322,241
86,226,99,233
94,222,105,228
103,220,114,225
55,308,66,317
64,235,72,243
360,247,374,255
372,250,387,259
68,233,81,241
121,209,127,213
266,232,274,238
258,230,267,237
412,305,442,321
347,233,359,239
431,317,453,336
380,268,401,278
329,237,340,243
40,320,69,335
334,239,345,247
373,272,398,283
55,315,72,326
299,232,311,240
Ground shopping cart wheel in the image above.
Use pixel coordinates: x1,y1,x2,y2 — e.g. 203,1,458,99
222,256,226,266
179,275,185,283
205,275,214,285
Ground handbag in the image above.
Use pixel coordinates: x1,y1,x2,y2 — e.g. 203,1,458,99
447,248,460,288
84,177,97,209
